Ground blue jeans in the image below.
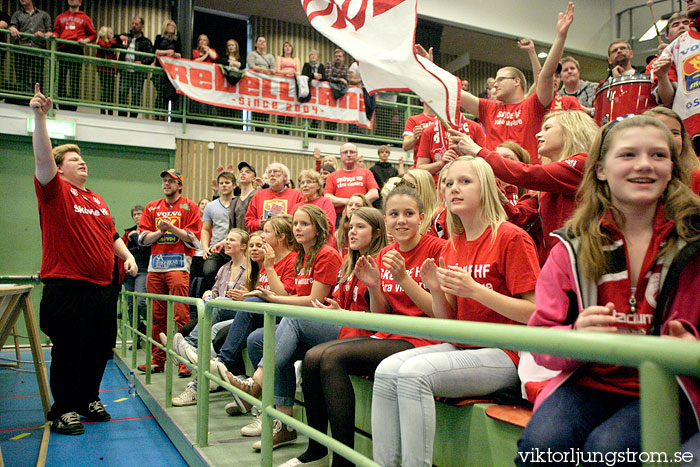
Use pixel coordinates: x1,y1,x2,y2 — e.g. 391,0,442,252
247,317,340,406
185,304,237,347
517,381,643,466
123,271,147,323
217,296,265,371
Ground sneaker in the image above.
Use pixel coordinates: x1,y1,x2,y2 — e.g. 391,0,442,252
178,362,191,378
207,359,220,391
172,382,197,406
185,347,198,365
159,332,168,346
79,400,111,422
241,410,262,436
277,456,330,467
50,411,85,435
224,401,241,416
252,419,297,451
216,361,259,413
137,362,165,373
173,333,194,360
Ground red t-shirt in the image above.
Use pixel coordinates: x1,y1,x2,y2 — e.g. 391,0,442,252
441,223,540,363
416,113,487,184
692,169,700,195
192,48,218,63
427,208,449,240
292,196,337,237
35,175,116,285
324,167,379,215
404,113,438,167
374,234,446,347
139,196,202,272
54,10,96,45
293,245,342,297
334,273,374,339
549,94,583,113
258,252,297,294
245,187,305,232
645,55,678,82
478,92,548,164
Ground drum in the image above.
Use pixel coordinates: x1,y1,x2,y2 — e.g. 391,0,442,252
593,74,655,126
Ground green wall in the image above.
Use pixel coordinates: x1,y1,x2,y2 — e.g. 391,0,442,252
0,134,174,345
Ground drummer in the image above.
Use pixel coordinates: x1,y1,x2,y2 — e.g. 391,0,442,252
607,39,641,78
644,11,689,82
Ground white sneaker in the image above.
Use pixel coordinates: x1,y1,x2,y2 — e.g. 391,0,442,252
172,382,197,406
185,346,198,365
277,456,329,467
208,359,220,391
173,333,193,359
241,410,262,437
159,332,168,346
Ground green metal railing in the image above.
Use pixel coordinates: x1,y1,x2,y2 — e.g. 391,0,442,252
120,290,700,467
0,30,423,146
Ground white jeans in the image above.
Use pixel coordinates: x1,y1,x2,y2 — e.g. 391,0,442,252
372,344,518,467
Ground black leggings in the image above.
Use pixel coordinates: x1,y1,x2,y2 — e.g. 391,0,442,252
298,337,414,467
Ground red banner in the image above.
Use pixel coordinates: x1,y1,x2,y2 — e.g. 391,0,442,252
158,57,372,128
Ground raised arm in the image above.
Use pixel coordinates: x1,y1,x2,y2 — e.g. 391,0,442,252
536,2,574,109
518,38,542,80
29,84,57,186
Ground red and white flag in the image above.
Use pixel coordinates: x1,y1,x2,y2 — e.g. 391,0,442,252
303,0,461,126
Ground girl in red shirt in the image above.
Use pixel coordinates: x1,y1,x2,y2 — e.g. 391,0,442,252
334,193,371,257
220,205,342,445
281,186,445,467
518,115,700,464
450,110,598,264
213,215,295,408
314,206,388,338
192,34,218,62
372,156,540,467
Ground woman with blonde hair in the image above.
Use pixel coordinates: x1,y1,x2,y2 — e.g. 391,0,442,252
518,114,700,465
153,20,182,112
450,109,599,264
96,26,120,114
372,157,540,467
402,168,440,234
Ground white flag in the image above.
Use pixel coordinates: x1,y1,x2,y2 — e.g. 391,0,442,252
303,0,461,126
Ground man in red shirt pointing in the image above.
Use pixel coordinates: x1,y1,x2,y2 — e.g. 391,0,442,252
30,84,137,436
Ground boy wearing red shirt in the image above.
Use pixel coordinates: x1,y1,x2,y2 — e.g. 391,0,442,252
30,85,137,435
54,0,96,110
138,169,201,373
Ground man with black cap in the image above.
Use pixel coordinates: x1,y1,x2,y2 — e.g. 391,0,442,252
138,169,201,374
230,162,258,232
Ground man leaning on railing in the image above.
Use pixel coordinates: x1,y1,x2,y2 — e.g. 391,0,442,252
8,0,53,94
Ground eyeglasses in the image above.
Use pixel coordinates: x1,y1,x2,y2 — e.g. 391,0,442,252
494,76,516,84
299,179,318,186
609,45,630,54
162,178,179,185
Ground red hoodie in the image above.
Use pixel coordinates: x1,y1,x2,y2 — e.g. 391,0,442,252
478,148,585,264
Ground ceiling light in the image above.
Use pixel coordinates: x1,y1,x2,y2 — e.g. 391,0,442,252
537,52,547,58
639,20,668,42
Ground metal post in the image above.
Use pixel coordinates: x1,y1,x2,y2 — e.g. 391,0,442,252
639,361,680,465
145,298,153,384
196,300,211,447
260,311,277,467
132,294,139,369
164,301,175,406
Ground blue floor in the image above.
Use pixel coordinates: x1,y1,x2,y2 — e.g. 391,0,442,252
0,349,188,467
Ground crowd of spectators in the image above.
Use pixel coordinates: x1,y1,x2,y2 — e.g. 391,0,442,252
17,1,700,466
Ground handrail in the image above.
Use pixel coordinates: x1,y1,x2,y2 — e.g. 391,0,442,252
121,290,699,467
0,36,422,143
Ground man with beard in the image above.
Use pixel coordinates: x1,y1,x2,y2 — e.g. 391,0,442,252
138,170,201,374
607,39,638,78
245,162,304,232
653,0,700,150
